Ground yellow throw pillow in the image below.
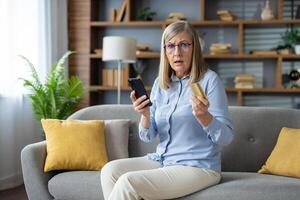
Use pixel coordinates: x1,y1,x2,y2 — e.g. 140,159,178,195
258,127,300,178
42,119,108,172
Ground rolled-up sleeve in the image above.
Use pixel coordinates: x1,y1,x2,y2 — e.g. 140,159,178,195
138,78,159,143
204,74,234,146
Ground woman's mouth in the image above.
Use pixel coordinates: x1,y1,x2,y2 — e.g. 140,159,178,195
174,60,183,64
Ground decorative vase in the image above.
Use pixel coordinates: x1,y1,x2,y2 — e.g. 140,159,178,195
261,0,274,20
294,45,300,55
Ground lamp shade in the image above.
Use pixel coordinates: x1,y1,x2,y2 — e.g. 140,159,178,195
102,36,137,63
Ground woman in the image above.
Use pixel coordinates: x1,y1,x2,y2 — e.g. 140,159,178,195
101,21,234,200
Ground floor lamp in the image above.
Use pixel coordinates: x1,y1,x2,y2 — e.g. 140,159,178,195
102,36,136,104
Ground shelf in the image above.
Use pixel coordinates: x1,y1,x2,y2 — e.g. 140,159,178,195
226,87,300,106
281,54,300,60
204,54,300,59
92,53,300,60
136,51,160,58
204,54,277,59
90,19,300,28
90,20,240,27
90,20,236,27
90,21,165,27
193,19,300,26
89,85,152,91
90,51,160,59
191,20,240,26
242,19,300,25
226,88,300,93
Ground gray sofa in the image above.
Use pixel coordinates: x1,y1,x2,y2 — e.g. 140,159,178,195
21,105,300,200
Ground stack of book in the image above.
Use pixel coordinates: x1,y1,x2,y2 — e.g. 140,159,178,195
102,65,130,87
217,10,234,21
209,43,231,54
234,74,256,89
166,12,186,22
137,43,150,51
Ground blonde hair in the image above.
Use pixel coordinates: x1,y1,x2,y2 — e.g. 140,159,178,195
158,21,207,89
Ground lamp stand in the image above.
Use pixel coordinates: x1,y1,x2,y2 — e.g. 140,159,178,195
117,60,122,104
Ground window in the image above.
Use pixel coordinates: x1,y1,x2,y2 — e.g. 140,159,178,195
0,0,48,96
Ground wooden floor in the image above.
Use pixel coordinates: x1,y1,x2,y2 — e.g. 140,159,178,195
0,185,28,200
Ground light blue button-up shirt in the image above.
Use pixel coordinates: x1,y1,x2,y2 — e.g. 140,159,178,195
139,69,234,173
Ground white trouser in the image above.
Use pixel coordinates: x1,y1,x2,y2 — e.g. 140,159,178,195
100,156,221,200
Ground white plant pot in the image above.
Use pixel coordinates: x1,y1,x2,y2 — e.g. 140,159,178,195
294,45,300,55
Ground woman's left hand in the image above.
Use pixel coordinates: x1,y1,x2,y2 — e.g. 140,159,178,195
191,96,212,127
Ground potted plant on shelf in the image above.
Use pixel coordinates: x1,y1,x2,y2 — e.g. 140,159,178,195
277,28,300,54
137,7,156,21
20,51,85,125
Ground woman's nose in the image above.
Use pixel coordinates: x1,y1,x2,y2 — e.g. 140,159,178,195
173,45,181,55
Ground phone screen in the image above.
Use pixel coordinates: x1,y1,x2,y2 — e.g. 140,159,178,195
128,78,152,107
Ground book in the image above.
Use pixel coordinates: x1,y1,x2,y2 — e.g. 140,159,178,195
110,8,117,22
217,9,234,21
210,43,232,50
209,43,231,54
113,69,118,87
102,69,108,86
234,74,256,83
235,82,255,89
116,1,127,22
122,64,129,87
217,10,230,16
106,69,114,86
220,16,234,21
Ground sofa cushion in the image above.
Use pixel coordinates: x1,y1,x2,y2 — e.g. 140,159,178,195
104,119,130,161
258,127,300,179
176,172,300,200
49,171,300,200
42,119,108,172
48,171,104,200
66,105,159,158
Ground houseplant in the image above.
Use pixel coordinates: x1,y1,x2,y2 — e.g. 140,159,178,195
277,28,300,54
20,51,84,122
137,7,156,21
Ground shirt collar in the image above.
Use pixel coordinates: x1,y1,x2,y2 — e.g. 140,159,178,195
170,73,190,82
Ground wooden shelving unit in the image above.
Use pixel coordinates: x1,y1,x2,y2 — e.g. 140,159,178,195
68,0,300,107
226,87,300,93
90,21,165,27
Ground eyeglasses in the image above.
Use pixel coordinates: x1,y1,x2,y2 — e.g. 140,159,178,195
164,42,192,54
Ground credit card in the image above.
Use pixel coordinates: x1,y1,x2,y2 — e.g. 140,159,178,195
190,82,208,100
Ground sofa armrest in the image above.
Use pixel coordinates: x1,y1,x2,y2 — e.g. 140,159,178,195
21,141,54,200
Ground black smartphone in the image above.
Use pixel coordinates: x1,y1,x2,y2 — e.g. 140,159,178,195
128,78,152,107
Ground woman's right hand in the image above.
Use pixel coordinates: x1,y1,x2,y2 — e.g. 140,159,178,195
130,91,150,117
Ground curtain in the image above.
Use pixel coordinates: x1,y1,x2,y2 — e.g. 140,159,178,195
0,0,67,190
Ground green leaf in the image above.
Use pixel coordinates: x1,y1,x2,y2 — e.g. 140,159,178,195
19,51,84,123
